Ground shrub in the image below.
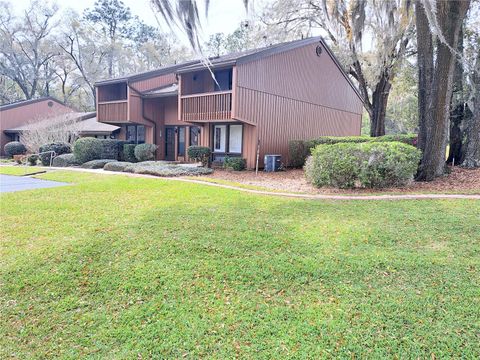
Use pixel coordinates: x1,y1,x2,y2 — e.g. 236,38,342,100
187,146,211,167
305,142,421,189
97,139,128,160
132,163,213,177
223,156,246,171
134,143,157,162
123,144,137,163
39,142,72,165
357,142,422,188
27,154,39,166
104,161,132,172
52,153,79,167
81,159,117,169
4,141,26,157
289,134,418,167
73,138,103,164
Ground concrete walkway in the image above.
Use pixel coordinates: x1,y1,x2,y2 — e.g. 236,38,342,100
37,166,480,201
0,174,69,193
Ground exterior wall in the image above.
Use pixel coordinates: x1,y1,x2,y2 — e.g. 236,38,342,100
181,70,215,95
235,41,363,166
0,99,72,156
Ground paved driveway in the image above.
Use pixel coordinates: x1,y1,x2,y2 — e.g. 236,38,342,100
0,174,69,193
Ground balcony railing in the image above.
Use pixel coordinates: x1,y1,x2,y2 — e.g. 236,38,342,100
97,100,128,123
181,91,232,121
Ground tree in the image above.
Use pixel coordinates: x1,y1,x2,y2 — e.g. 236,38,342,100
415,0,471,181
0,0,59,100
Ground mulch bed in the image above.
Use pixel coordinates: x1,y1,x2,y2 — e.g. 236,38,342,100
205,166,480,195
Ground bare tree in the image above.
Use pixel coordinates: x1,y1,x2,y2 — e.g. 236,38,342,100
0,0,59,100
20,111,81,153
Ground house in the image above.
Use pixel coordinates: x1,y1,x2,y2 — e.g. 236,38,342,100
95,37,363,168
0,97,119,156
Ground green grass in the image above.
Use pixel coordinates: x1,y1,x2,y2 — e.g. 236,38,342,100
0,165,47,175
1,169,479,358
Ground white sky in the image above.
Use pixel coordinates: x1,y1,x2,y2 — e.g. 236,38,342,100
9,0,263,46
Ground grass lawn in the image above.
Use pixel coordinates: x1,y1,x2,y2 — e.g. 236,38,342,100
1,168,479,358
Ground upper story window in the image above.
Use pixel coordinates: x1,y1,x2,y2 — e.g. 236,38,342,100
97,82,128,102
214,69,232,92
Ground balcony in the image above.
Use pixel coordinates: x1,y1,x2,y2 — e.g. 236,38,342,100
180,91,232,122
97,100,128,123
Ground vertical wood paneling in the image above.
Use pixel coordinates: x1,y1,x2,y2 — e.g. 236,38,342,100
97,102,128,123
130,73,177,92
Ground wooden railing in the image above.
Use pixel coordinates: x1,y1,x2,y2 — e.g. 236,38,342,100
97,100,128,123
181,91,232,121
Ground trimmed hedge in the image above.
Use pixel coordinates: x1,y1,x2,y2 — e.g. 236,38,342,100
39,142,72,165
187,146,211,167
4,141,27,158
305,142,421,189
123,144,137,163
52,153,79,167
73,138,103,164
98,139,128,160
134,143,157,162
223,156,246,171
81,159,117,169
289,134,418,167
104,161,132,172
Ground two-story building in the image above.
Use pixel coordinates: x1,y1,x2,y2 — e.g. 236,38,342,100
95,37,364,168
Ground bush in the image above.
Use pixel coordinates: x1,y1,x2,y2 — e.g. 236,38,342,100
81,159,117,169
289,134,418,167
97,139,126,160
305,142,421,189
134,143,157,162
357,142,422,188
123,144,137,163
52,153,79,167
132,163,213,177
39,142,72,165
187,146,211,167
4,141,26,157
73,138,103,164
223,156,246,171
27,154,39,166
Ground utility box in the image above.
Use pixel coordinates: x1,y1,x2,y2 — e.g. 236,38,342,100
264,154,282,172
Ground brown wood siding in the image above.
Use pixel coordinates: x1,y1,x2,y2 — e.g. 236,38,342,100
97,101,128,123
130,73,177,92
0,99,72,155
235,41,363,167
181,70,215,95
181,91,232,121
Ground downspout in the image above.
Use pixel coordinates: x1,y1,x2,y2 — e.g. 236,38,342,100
127,82,158,151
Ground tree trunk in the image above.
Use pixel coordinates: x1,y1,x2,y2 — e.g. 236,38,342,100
369,76,391,137
462,51,480,167
415,0,470,181
447,26,465,165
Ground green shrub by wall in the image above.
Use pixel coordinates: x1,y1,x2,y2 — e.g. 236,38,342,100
123,144,137,162
305,142,421,189
39,142,72,165
73,138,103,164
52,153,79,167
98,139,128,160
223,157,246,171
187,146,211,167
134,143,157,162
289,134,418,167
4,141,27,158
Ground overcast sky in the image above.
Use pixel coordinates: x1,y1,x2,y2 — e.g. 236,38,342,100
10,0,264,46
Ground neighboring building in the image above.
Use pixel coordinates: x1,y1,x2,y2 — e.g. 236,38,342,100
95,37,364,168
0,97,119,156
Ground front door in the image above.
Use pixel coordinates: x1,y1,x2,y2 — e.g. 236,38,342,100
165,127,175,161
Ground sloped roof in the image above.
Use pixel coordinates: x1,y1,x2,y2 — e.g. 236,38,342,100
4,112,119,135
94,60,200,86
0,97,67,112
142,83,178,98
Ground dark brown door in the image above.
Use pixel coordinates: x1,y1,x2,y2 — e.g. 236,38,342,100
165,127,175,161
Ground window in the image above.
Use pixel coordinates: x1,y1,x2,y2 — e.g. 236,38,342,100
228,125,242,153
126,125,146,144
212,124,242,154
214,69,232,91
190,126,200,146
178,127,186,156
